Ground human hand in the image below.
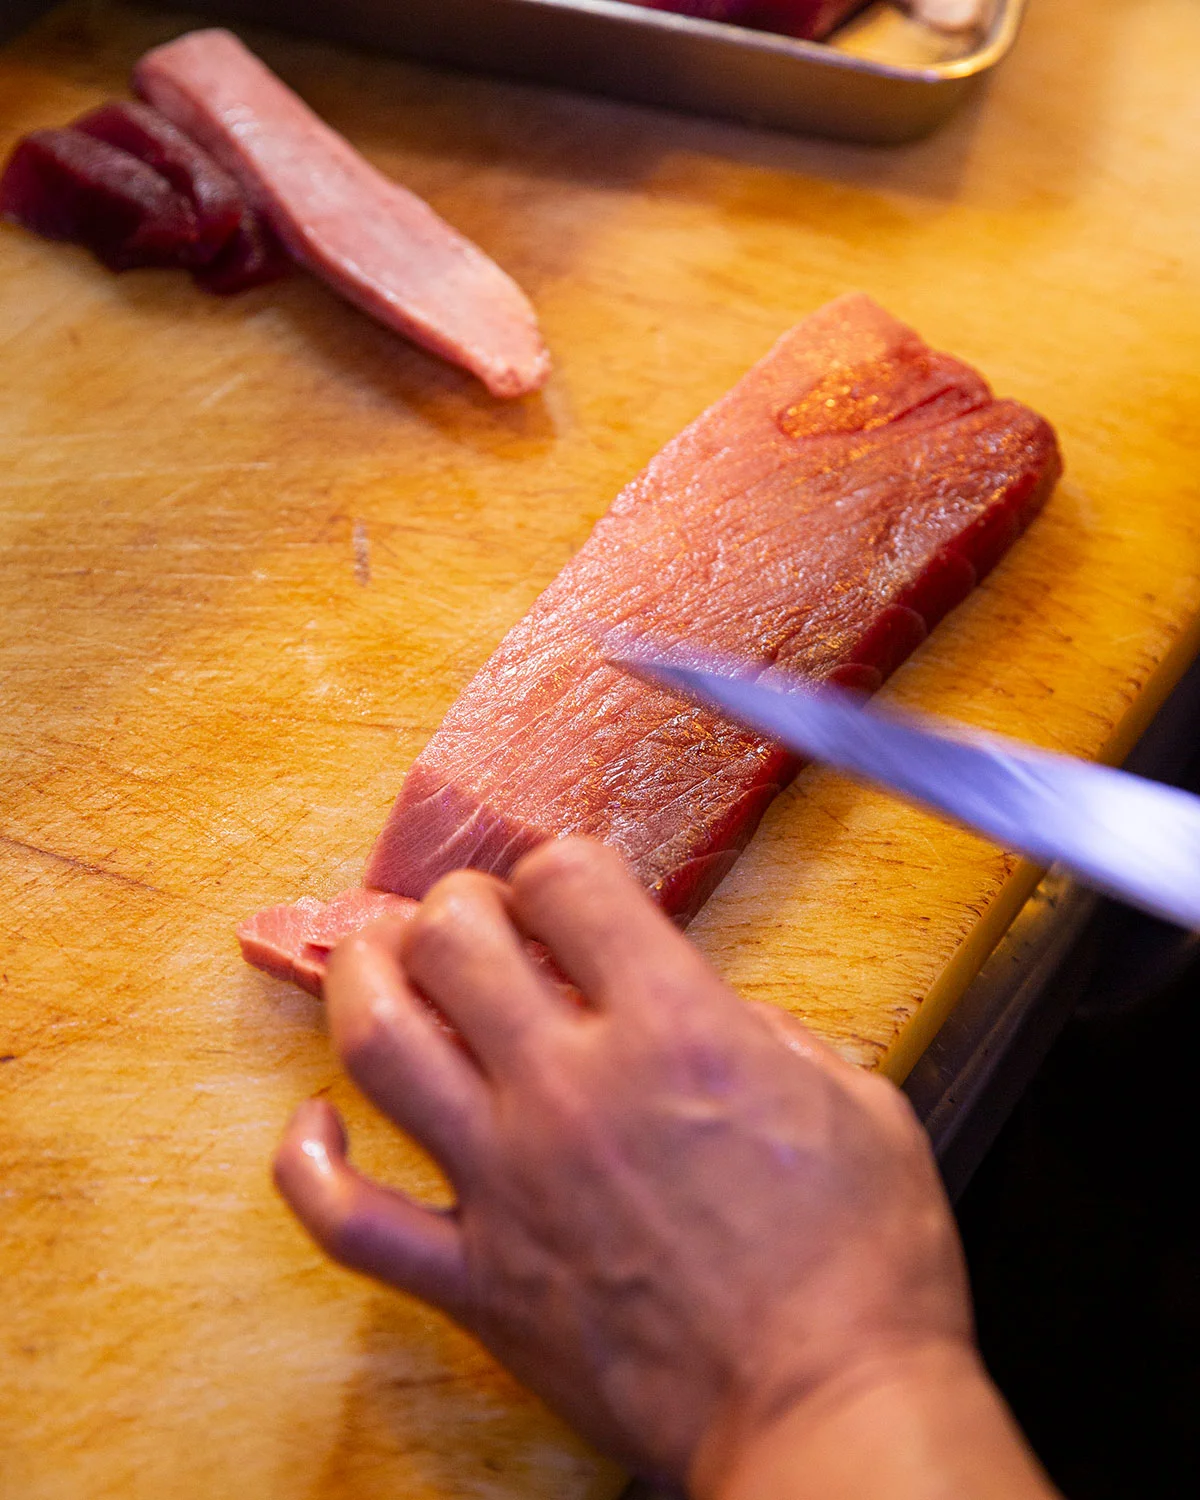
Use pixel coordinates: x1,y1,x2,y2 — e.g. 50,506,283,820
273,838,977,1494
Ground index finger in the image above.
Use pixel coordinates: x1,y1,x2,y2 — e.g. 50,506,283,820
325,920,493,1180
509,838,724,1020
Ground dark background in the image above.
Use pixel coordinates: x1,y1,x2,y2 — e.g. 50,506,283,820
959,951,1200,1498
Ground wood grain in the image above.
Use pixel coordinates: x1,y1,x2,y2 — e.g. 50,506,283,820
2,0,1198,1494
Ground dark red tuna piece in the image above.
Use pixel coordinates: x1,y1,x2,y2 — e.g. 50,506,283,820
193,206,289,294
0,128,198,271
72,100,241,264
628,0,866,41
627,0,754,19
746,0,868,40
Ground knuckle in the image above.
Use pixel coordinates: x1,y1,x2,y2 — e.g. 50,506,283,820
530,1067,594,1141
514,835,610,895
631,1004,734,1088
671,1029,737,1092
424,868,504,915
325,928,382,984
409,873,505,956
405,898,469,966
863,1073,924,1142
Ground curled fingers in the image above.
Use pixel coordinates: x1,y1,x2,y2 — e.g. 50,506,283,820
399,870,571,1078
325,919,492,1183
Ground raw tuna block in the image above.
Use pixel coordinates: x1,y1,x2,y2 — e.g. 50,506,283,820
240,293,1060,989
134,29,550,398
364,293,1060,921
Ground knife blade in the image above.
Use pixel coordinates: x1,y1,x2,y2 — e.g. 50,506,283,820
609,642,1200,931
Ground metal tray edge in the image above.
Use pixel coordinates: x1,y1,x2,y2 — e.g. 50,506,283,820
508,0,1029,85
191,0,1027,142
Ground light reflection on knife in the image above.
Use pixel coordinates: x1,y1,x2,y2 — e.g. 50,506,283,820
609,642,1200,932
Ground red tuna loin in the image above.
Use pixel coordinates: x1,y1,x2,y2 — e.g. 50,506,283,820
239,293,1060,991
0,128,198,270
134,28,550,398
362,294,1060,922
71,100,242,264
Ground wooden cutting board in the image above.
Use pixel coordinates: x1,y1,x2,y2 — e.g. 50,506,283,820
2,1,1198,1495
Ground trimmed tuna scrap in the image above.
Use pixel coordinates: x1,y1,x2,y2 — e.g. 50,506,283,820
134,29,550,398
242,889,418,997
239,294,1061,992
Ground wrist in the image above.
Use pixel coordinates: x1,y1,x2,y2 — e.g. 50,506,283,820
693,1339,1058,1500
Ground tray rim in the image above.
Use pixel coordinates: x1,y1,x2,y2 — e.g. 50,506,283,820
448,0,1030,86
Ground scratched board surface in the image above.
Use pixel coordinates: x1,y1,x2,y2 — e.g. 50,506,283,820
2,1,1199,1496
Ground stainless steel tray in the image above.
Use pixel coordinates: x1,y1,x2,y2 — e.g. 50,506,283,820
194,0,1027,143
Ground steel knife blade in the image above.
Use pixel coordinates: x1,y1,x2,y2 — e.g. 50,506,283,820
610,642,1200,931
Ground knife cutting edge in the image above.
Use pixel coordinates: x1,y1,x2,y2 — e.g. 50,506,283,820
608,640,1200,932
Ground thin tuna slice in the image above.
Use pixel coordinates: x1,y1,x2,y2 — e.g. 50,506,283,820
72,100,242,264
0,128,198,270
134,29,551,398
238,888,418,995
363,294,1060,922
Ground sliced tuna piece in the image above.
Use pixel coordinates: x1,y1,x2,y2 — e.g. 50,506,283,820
194,206,289,294
1,102,285,292
0,128,199,271
238,888,418,995
72,100,242,264
134,29,550,399
240,294,1060,989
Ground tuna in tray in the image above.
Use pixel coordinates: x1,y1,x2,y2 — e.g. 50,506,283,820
623,0,870,43
1,30,549,396
621,0,992,40
241,293,1061,994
